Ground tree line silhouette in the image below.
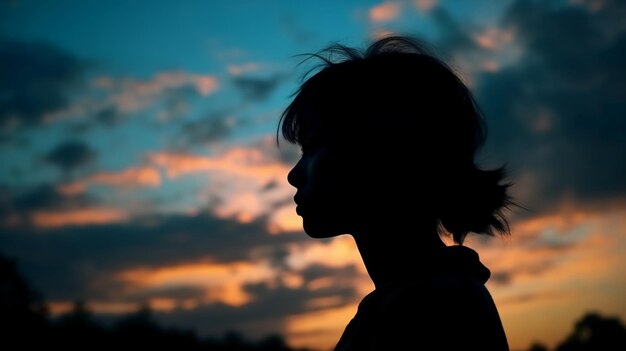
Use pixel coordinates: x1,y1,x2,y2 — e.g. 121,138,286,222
1,253,624,350
0,254,311,351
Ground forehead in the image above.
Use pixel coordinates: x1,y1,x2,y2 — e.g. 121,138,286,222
296,97,326,142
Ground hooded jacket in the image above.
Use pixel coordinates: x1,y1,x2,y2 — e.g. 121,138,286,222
334,245,510,350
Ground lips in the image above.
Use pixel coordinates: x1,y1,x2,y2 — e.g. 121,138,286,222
294,194,304,216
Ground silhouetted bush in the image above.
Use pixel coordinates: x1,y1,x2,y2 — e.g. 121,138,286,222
556,312,626,351
0,253,312,351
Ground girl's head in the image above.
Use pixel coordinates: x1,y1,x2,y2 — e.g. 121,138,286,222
279,35,514,244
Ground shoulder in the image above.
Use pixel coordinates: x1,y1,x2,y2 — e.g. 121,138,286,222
379,274,490,313
376,279,509,350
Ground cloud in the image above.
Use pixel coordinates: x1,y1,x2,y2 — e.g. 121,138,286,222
430,6,479,56
147,138,295,226
0,38,86,131
92,71,218,111
89,71,219,123
40,70,220,130
30,207,129,228
11,183,89,211
118,260,277,306
471,0,626,213
0,205,369,343
180,110,238,147
369,1,403,23
469,204,626,294
60,166,162,192
285,236,365,272
231,74,284,102
0,181,130,229
86,166,161,188
413,0,437,12
148,147,288,182
0,211,305,300
149,263,360,343
152,283,343,342
43,139,97,172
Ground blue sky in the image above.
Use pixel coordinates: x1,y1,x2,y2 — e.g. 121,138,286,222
2,1,626,350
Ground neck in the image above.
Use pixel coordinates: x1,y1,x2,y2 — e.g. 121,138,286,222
352,222,447,289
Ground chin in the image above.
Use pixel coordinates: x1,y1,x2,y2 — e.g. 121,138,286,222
302,219,345,239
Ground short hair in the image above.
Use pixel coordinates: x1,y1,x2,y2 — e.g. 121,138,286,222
278,35,514,244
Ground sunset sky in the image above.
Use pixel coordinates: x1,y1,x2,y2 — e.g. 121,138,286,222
2,0,626,350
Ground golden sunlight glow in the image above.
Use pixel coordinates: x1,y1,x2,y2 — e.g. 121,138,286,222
31,208,128,228
306,296,345,309
214,192,264,223
281,272,305,289
465,204,626,350
87,167,161,188
57,167,161,195
48,301,74,316
286,303,360,351
267,204,303,234
286,236,365,271
47,300,139,315
148,142,295,225
149,147,290,181
194,75,218,96
148,298,178,312
89,301,139,314
369,1,402,22
117,261,277,307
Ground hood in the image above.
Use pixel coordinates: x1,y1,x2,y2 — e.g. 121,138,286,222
437,245,491,284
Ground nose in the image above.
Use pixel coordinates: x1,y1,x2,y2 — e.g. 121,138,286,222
287,158,303,188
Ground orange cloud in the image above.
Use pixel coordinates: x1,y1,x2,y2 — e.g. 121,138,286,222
88,301,139,314
118,260,277,307
267,204,303,234
149,147,289,181
213,192,265,223
285,303,360,351
369,1,402,22
148,298,178,312
60,167,162,193
47,300,138,315
97,71,219,112
47,301,74,316
87,167,161,188
147,142,296,226
285,236,366,272
45,71,219,124
31,208,128,228
463,204,626,351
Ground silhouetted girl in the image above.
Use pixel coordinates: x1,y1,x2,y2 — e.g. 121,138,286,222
279,35,514,350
